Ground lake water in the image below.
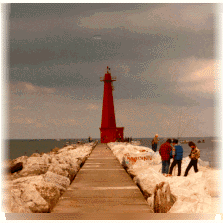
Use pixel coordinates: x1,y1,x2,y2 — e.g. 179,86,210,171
4,137,221,169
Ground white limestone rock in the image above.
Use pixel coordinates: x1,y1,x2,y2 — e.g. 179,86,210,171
153,181,176,213
54,153,72,164
48,163,69,178
59,163,78,180
12,175,44,188
11,188,32,213
12,174,63,212
69,158,80,169
202,169,221,197
35,181,61,211
164,172,219,213
50,157,60,165
13,157,48,178
20,184,49,213
168,198,197,213
108,142,221,214
133,167,166,196
168,193,218,213
11,156,28,166
44,171,70,191
8,142,95,213
151,152,162,165
41,153,52,166
49,157,79,180
11,176,48,212
147,194,154,210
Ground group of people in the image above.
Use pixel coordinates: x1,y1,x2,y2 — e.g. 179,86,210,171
151,134,200,177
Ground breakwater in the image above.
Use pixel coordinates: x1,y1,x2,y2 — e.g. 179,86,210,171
2,140,221,215
107,142,221,213
2,141,98,213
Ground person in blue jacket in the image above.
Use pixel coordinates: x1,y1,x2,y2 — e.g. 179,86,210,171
169,139,183,176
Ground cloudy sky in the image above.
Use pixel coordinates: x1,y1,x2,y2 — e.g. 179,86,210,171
5,3,221,139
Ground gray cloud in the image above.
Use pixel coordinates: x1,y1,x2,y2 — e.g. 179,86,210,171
6,3,219,139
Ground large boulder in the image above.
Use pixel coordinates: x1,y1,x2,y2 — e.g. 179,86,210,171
13,157,48,178
20,184,49,213
59,163,79,181
69,158,80,170
49,157,79,180
48,164,69,178
168,193,217,213
12,174,62,212
12,175,44,186
47,161,79,181
147,194,154,210
127,160,153,177
153,181,176,213
11,175,48,212
166,172,220,213
11,189,32,213
50,157,60,165
11,156,28,166
35,181,60,211
151,152,162,165
41,153,52,165
54,153,74,164
133,167,166,197
202,169,221,197
168,197,198,213
166,172,207,201
44,171,70,191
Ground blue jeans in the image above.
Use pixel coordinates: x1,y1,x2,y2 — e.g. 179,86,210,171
152,143,157,152
162,160,170,174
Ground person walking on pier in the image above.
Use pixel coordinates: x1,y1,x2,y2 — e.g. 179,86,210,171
159,139,172,176
184,141,200,177
152,134,159,152
88,136,92,143
169,139,183,176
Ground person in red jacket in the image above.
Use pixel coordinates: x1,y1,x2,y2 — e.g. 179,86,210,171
159,139,172,176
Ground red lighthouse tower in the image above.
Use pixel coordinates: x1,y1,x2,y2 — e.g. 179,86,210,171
100,67,124,143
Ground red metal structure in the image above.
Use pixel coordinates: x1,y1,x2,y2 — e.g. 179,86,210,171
100,67,124,143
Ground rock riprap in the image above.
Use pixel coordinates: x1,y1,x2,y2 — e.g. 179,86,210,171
108,142,221,213
2,141,97,213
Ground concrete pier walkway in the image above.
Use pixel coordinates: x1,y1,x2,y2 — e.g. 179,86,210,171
51,143,153,219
